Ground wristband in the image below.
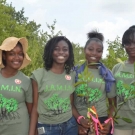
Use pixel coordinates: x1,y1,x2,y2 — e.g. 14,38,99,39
77,116,85,124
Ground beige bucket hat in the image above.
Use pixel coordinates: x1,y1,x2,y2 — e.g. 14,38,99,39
0,37,31,69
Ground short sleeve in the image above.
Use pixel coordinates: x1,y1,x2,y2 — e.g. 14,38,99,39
107,82,116,98
25,79,33,103
107,69,116,98
107,63,122,98
112,63,121,74
30,68,44,91
30,73,36,81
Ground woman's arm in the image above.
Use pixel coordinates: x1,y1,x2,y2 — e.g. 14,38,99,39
70,93,90,129
108,97,116,118
28,79,39,135
100,97,116,135
26,102,33,115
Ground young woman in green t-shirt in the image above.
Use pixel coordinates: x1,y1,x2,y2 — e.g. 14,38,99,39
112,26,135,135
29,36,78,135
73,30,116,135
0,37,32,135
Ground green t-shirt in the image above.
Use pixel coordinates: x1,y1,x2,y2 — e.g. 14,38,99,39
31,68,75,124
74,68,116,118
112,63,135,130
0,70,32,134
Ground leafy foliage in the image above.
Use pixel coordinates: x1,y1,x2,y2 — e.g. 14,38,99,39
75,63,102,103
72,43,84,64
110,63,135,124
102,37,127,70
0,0,85,76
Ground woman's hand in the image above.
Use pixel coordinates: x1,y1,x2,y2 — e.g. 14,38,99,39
99,122,111,135
79,118,91,128
78,125,88,135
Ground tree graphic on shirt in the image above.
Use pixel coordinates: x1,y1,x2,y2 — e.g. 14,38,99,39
75,84,102,104
0,94,19,120
117,80,135,106
44,94,70,114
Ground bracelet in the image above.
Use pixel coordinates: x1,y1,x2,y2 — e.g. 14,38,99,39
77,116,85,124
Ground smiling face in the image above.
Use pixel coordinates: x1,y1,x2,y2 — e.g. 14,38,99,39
52,40,69,65
84,40,103,64
122,29,135,59
2,44,24,70
124,33,135,57
124,42,135,57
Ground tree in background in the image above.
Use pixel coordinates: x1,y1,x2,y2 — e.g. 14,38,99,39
0,0,127,74
72,43,84,64
102,37,127,70
0,0,44,76
0,0,28,41
0,0,84,75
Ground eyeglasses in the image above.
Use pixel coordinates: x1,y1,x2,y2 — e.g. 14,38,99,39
124,43,135,47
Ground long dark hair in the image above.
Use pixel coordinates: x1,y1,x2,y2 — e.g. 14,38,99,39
42,36,74,74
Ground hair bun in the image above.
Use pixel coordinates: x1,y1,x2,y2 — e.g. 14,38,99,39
87,30,104,42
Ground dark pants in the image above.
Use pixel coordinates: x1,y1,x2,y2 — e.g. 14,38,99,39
37,116,78,135
99,116,112,135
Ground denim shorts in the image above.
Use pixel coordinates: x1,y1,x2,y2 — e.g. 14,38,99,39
37,116,78,135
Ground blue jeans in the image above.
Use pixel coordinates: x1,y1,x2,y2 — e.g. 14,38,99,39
37,116,78,135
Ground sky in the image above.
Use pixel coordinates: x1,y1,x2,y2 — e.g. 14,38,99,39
6,0,135,57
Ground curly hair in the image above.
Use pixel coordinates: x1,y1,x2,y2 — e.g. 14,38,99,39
42,36,74,74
